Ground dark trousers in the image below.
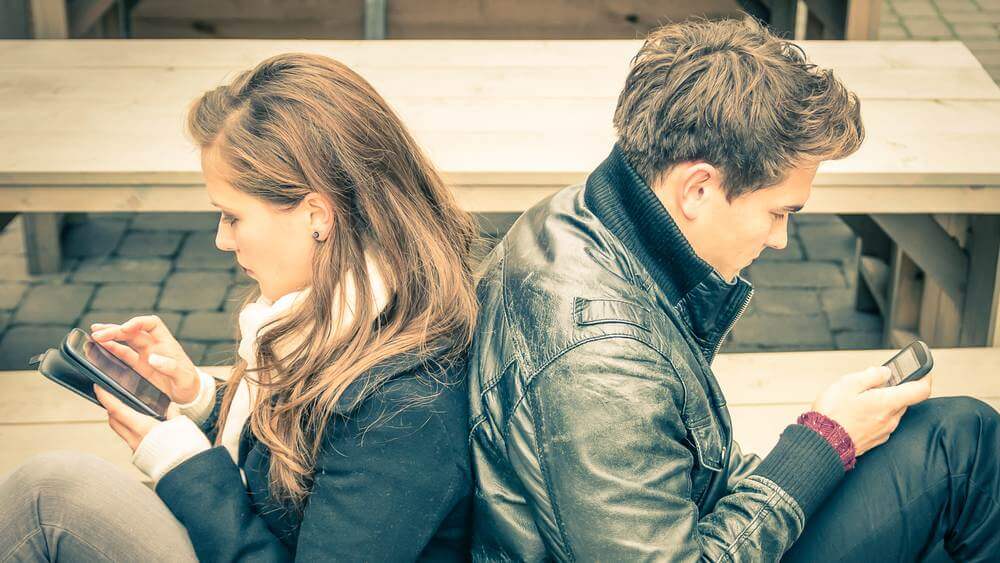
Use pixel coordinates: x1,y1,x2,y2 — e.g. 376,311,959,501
783,397,1000,562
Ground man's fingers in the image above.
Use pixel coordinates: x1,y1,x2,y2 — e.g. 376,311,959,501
890,377,933,409
850,366,892,391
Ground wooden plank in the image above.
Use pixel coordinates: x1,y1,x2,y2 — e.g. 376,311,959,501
0,39,992,76
730,399,1000,456
872,214,968,305
21,212,62,274
69,0,116,37
0,421,147,481
859,256,888,316
884,245,923,345
2,183,1000,215
28,0,66,38
712,348,1000,403
2,96,1000,190
962,216,1000,346
846,0,881,40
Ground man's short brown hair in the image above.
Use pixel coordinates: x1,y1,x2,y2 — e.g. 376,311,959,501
613,17,864,198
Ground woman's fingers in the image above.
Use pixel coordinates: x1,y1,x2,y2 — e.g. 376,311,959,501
94,385,157,451
100,339,142,366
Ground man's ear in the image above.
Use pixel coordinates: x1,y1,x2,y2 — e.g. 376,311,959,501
301,192,335,242
677,162,722,220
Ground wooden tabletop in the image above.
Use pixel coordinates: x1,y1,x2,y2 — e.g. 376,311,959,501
1,39,999,213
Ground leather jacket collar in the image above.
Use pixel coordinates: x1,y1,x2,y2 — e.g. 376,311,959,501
583,145,752,360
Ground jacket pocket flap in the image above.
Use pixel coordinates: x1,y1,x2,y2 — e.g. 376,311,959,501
687,421,724,472
574,298,650,331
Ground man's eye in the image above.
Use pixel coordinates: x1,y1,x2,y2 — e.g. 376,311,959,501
771,212,788,221
221,214,239,225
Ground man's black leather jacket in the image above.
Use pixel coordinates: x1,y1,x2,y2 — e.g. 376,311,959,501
467,146,845,561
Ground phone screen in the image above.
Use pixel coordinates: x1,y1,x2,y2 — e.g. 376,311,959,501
886,347,921,386
71,331,170,417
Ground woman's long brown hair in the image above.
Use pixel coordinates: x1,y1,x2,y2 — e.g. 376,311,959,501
187,53,478,510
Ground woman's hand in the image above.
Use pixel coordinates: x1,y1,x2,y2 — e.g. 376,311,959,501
90,315,201,404
94,385,159,452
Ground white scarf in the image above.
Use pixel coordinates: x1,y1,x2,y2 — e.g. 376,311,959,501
219,255,390,463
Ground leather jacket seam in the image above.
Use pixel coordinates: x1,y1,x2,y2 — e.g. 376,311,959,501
525,386,577,562
722,476,805,558
480,357,517,399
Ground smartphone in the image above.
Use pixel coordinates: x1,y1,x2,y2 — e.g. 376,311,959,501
32,328,170,420
882,340,934,387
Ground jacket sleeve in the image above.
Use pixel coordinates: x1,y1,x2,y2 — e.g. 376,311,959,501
510,336,844,562
154,382,469,562
724,440,761,493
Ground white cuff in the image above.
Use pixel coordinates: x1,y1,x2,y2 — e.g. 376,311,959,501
132,416,212,484
174,368,217,425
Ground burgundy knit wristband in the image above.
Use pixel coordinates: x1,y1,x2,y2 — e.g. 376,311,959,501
797,411,856,471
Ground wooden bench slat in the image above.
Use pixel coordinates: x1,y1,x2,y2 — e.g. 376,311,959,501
0,40,987,71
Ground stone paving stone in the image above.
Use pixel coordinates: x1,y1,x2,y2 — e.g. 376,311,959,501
13,284,95,325
893,0,939,16
179,311,238,341
203,342,237,367
747,262,847,288
90,284,161,310
953,22,1000,37
820,288,860,314
903,17,955,38
748,289,822,316
834,330,884,350
116,231,184,257
62,218,129,259
827,309,884,332
935,0,980,13
0,325,73,370
76,310,182,334
73,258,172,283
176,231,234,270
730,313,834,349
223,283,255,312
135,212,219,232
0,255,75,283
757,237,804,261
0,283,29,310
880,23,911,38
158,271,231,311
178,340,208,365
945,11,1000,22
0,217,24,255
797,224,860,271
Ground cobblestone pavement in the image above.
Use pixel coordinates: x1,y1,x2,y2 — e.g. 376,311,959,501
0,1,995,367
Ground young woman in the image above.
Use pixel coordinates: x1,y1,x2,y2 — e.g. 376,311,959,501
0,53,478,561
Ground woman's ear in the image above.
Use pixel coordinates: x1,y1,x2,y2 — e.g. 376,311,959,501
301,192,335,242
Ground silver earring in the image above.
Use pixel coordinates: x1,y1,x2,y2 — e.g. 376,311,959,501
312,231,321,241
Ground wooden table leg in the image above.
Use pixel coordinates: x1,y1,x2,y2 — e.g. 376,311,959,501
22,213,64,274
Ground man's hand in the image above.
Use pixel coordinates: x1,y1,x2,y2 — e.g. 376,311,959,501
94,385,159,452
811,366,932,456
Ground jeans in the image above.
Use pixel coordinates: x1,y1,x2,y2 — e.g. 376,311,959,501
0,451,196,562
784,397,1000,562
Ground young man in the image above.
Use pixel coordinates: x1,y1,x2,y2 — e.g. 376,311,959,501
467,18,1000,561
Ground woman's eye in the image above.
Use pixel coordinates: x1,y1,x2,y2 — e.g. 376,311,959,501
221,213,239,225
771,212,788,221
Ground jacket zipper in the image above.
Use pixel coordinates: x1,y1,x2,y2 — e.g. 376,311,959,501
711,287,754,359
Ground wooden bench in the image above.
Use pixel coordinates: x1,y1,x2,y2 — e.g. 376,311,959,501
2,348,997,481
1,39,999,350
